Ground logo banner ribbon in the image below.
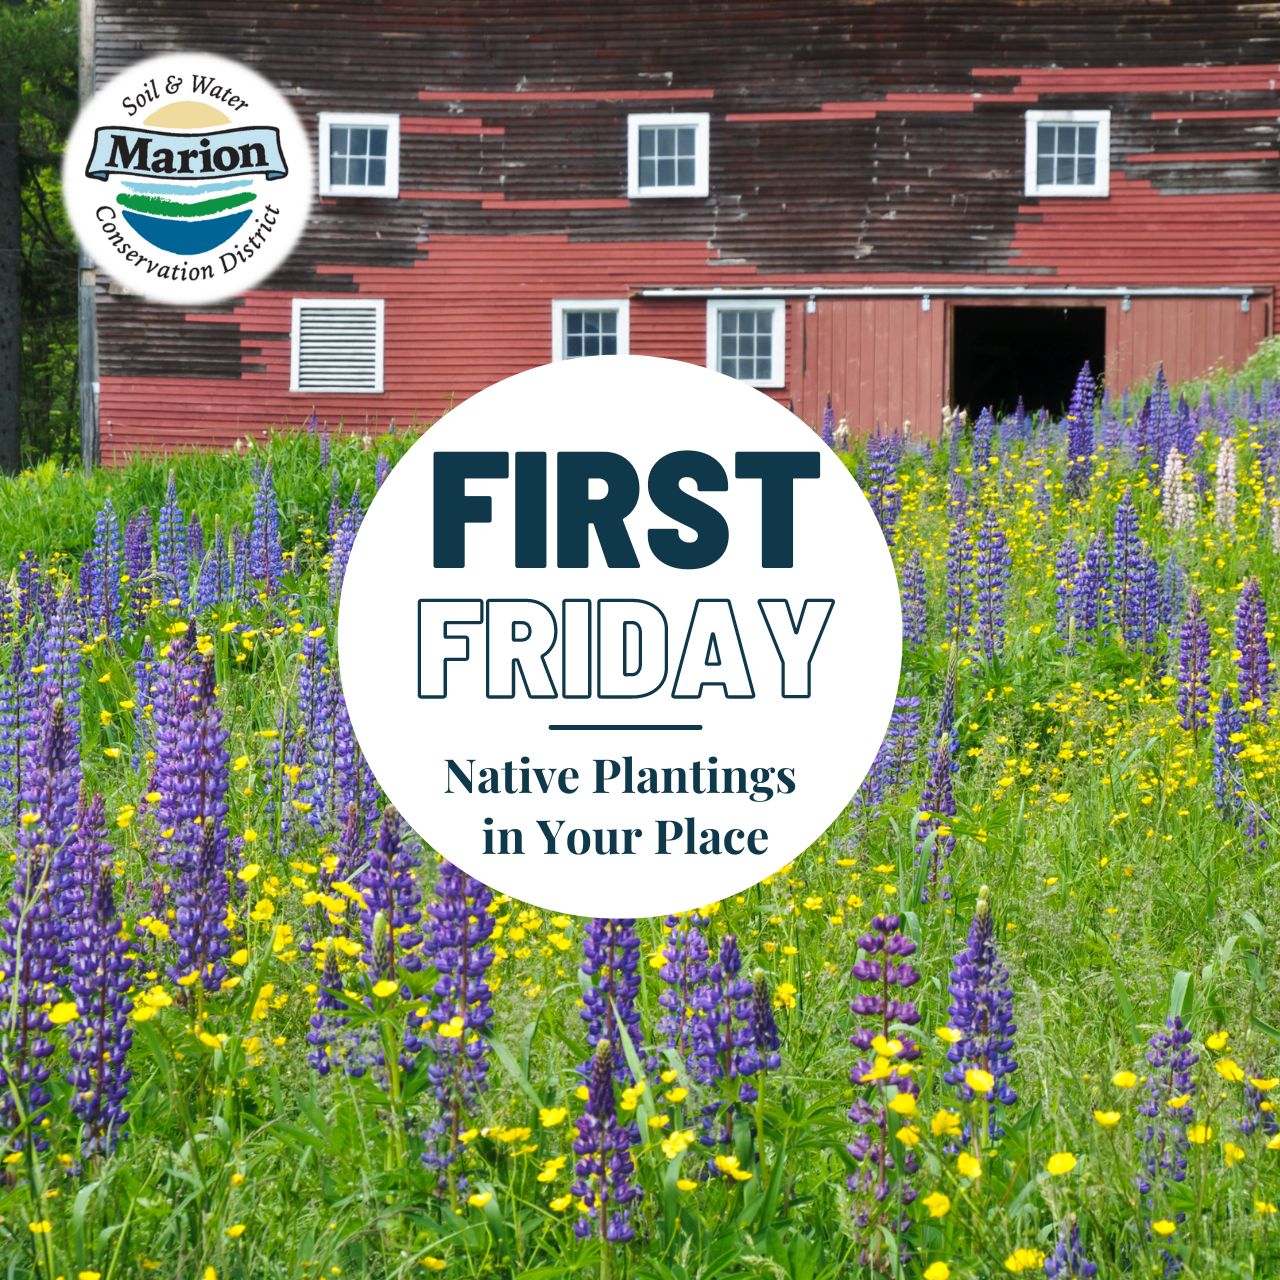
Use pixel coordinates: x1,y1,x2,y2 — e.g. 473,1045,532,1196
85,125,288,181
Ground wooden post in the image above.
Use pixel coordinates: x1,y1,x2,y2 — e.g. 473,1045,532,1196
78,0,99,470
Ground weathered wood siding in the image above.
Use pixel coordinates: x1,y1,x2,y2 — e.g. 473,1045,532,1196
91,1,1280,453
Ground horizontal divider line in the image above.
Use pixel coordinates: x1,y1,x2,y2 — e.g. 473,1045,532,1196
548,724,702,731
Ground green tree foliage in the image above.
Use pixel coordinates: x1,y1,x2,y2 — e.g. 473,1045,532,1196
0,0,78,466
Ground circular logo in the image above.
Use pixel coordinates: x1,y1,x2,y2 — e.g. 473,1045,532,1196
63,52,312,305
338,356,901,917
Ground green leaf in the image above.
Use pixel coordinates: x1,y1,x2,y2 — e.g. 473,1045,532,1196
488,1033,546,1110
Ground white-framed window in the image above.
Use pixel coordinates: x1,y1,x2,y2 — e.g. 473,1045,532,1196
318,112,400,198
1025,109,1110,197
627,113,709,198
706,299,785,388
290,298,385,393
551,299,630,360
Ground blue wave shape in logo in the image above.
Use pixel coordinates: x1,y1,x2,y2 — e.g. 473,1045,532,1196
120,207,253,255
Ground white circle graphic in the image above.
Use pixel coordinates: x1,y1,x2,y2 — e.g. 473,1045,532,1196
63,52,312,305
339,357,901,917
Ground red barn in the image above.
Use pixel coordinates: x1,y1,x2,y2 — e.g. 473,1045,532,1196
85,1,1280,457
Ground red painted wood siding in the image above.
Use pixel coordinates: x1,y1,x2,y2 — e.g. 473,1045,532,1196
789,299,947,437
91,1,1280,453
1108,296,1269,389
99,236,790,457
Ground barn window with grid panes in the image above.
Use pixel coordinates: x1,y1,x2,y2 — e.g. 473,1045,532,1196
551,300,629,360
706,300,785,388
627,113,709,197
1025,110,1110,197
318,113,400,198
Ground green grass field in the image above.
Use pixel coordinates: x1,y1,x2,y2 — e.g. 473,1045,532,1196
0,370,1276,1280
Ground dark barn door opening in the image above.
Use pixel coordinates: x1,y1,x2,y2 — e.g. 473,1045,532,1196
951,305,1105,417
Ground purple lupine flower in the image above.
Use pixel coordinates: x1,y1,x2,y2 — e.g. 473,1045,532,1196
857,696,921,812
15,552,39,629
330,662,381,840
974,508,1009,661
1146,366,1173,469
901,550,927,646
357,807,423,978
0,836,57,1147
865,695,923,804
735,968,781,1102
187,515,204,568
1177,589,1211,736
688,933,750,1083
1073,534,1110,644
1130,400,1151,466
1044,1216,1098,1279
657,913,710,1057
166,654,232,991
943,885,1018,1132
299,627,335,824
1235,578,1273,716
66,795,134,1156
1197,384,1216,439
1138,1016,1197,1198
231,527,250,602
1055,537,1079,643
847,913,921,1267
287,629,333,831
1112,492,1143,646
1174,394,1196,459
90,499,122,638
320,800,363,900
916,732,956,903
329,490,363,603
820,394,835,447
1100,397,1122,454
1065,362,1095,500
1139,549,1164,657
947,410,962,471
0,646,23,818
77,548,97,639
123,509,153,625
307,939,347,1076
572,1038,643,1243
156,474,189,611
39,590,85,714
0,696,74,1145
689,934,753,1142
421,858,495,1173
972,408,995,470
1011,396,1029,442
866,433,902,545
944,479,973,639
22,691,81,956
581,918,645,1081
1212,690,1245,819
249,464,285,593
1240,1067,1280,1138
932,655,958,752
328,470,342,539
194,525,231,614
375,455,391,489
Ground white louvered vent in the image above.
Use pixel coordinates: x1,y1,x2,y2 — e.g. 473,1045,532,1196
291,298,385,394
